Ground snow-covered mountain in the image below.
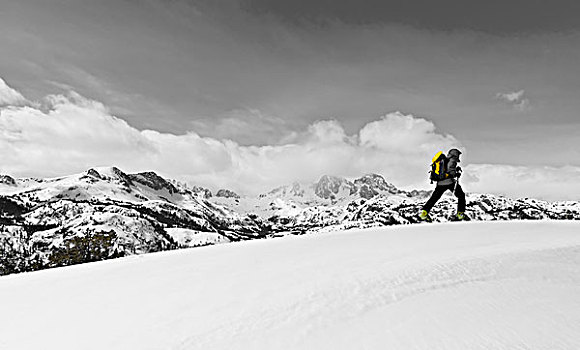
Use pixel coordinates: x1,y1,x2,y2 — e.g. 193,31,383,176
0,167,265,275
1,168,579,275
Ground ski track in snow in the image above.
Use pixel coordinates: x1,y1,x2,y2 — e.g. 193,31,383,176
179,245,580,350
1,221,580,350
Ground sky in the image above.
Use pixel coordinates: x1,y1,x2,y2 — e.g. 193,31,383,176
1,0,580,200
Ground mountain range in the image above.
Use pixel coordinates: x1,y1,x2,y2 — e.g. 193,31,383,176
1,167,578,275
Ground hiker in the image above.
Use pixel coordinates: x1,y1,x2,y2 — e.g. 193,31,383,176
419,148,466,221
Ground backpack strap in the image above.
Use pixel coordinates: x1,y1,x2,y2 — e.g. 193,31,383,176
442,157,449,178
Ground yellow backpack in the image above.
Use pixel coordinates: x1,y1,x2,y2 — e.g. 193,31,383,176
429,151,448,183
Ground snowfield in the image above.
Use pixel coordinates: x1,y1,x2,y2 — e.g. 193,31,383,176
1,221,580,350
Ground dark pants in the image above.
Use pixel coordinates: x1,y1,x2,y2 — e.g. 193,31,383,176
422,183,466,213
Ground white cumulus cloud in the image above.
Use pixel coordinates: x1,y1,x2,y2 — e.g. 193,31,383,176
1,79,578,200
0,78,29,107
0,80,460,194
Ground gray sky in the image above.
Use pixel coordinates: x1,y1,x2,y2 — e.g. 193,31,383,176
1,0,580,173
242,0,580,33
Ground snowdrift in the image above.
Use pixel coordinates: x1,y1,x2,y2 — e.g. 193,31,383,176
1,221,580,349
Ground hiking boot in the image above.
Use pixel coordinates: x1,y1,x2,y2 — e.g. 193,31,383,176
419,210,432,222
456,211,465,221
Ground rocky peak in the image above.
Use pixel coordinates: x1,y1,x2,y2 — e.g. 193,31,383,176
354,173,399,199
0,175,16,186
191,186,213,199
261,182,306,198
314,175,356,200
287,182,306,197
216,189,240,199
128,171,178,194
86,168,101,179
167,179,213,199
87,167,134,187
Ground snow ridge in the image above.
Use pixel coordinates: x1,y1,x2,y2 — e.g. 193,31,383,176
1,168,579,275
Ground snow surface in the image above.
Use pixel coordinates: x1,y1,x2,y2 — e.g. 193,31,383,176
1,221,580,350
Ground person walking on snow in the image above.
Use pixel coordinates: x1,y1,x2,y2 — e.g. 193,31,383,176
419,148,466,221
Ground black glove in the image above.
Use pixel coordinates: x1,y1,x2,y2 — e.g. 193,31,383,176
456,172,462,179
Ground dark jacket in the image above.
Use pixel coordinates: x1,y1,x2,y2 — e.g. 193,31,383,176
437,151,461,186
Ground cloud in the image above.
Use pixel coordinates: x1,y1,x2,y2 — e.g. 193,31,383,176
464,164,580,202
0,79,462,194
496,89,530,111
1,79,579,201
0,78,29,107
497,90,524,103
190,109,291,145
358,113,456,152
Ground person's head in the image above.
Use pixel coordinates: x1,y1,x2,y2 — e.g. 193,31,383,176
448,148,462,160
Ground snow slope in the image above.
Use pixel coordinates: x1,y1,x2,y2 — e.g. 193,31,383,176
1,221,580,350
